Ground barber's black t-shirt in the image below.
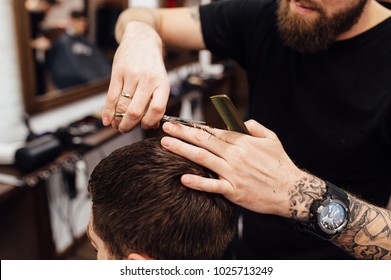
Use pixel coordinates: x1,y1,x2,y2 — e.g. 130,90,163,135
200,0,391,259
380,1,391,9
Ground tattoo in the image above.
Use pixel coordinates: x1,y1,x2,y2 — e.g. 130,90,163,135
288,176,326,221
189,7,200,23
332,196,391,259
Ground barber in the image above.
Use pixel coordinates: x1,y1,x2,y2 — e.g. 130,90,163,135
102,0,391,259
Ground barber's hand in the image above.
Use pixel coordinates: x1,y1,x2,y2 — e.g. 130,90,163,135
102,22,170,133
161,120,311,218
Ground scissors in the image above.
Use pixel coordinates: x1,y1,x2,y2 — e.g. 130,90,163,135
114,95,247,133
114,113,206,128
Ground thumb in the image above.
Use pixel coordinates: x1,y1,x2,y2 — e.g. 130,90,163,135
245,119,278,139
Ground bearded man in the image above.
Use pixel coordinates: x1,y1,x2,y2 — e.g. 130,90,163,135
102,0,391,259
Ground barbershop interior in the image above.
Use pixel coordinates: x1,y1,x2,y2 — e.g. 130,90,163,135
1,0,249,260
1,0,391,261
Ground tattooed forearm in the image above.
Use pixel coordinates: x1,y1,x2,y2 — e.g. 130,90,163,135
288,176,326,221
288,175,391,259
332,195,391,259
189,7,200,22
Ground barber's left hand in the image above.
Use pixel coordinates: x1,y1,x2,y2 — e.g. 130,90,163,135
161,119,308,218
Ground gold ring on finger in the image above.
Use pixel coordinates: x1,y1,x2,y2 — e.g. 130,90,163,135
114,113,125,118
121,92,131,99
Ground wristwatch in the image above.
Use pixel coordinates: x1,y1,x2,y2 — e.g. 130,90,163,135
298,181,350,240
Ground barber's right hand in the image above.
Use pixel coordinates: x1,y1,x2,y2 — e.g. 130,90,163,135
102,22,170,133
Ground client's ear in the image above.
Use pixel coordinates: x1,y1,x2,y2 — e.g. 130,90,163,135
127,252,153,260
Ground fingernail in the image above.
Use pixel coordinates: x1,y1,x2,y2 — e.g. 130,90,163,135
103,117,110,126
162,122,172,132
182,175,192,186
118,126,128,134
161,137,173,148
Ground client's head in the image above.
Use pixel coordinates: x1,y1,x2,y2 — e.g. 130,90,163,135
87,137,235,260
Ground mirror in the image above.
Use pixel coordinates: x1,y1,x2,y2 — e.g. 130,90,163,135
13,0,128,115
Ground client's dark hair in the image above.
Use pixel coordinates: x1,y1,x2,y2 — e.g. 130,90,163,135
88,137,235,259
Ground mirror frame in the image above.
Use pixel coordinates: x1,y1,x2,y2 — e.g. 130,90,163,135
13,0,128,115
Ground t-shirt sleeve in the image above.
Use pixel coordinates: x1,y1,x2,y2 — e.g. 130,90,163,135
199,0,277,68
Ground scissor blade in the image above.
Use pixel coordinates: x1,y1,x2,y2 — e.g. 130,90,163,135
114,113,206,127
161,115,206,125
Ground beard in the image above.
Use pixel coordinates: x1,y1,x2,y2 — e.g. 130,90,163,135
276,0,368,53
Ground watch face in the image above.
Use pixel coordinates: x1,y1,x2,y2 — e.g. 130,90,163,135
319,201,347,233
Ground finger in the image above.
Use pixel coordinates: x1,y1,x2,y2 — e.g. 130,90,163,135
162,121,238,158
161,136,231,175
111,81,137,129
118,80,156,133
245,119,278,140
102,71,123,126
115,92,132,113
111,95,132,130
181,174,235,196
141,82,170,129
119,78,137,110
